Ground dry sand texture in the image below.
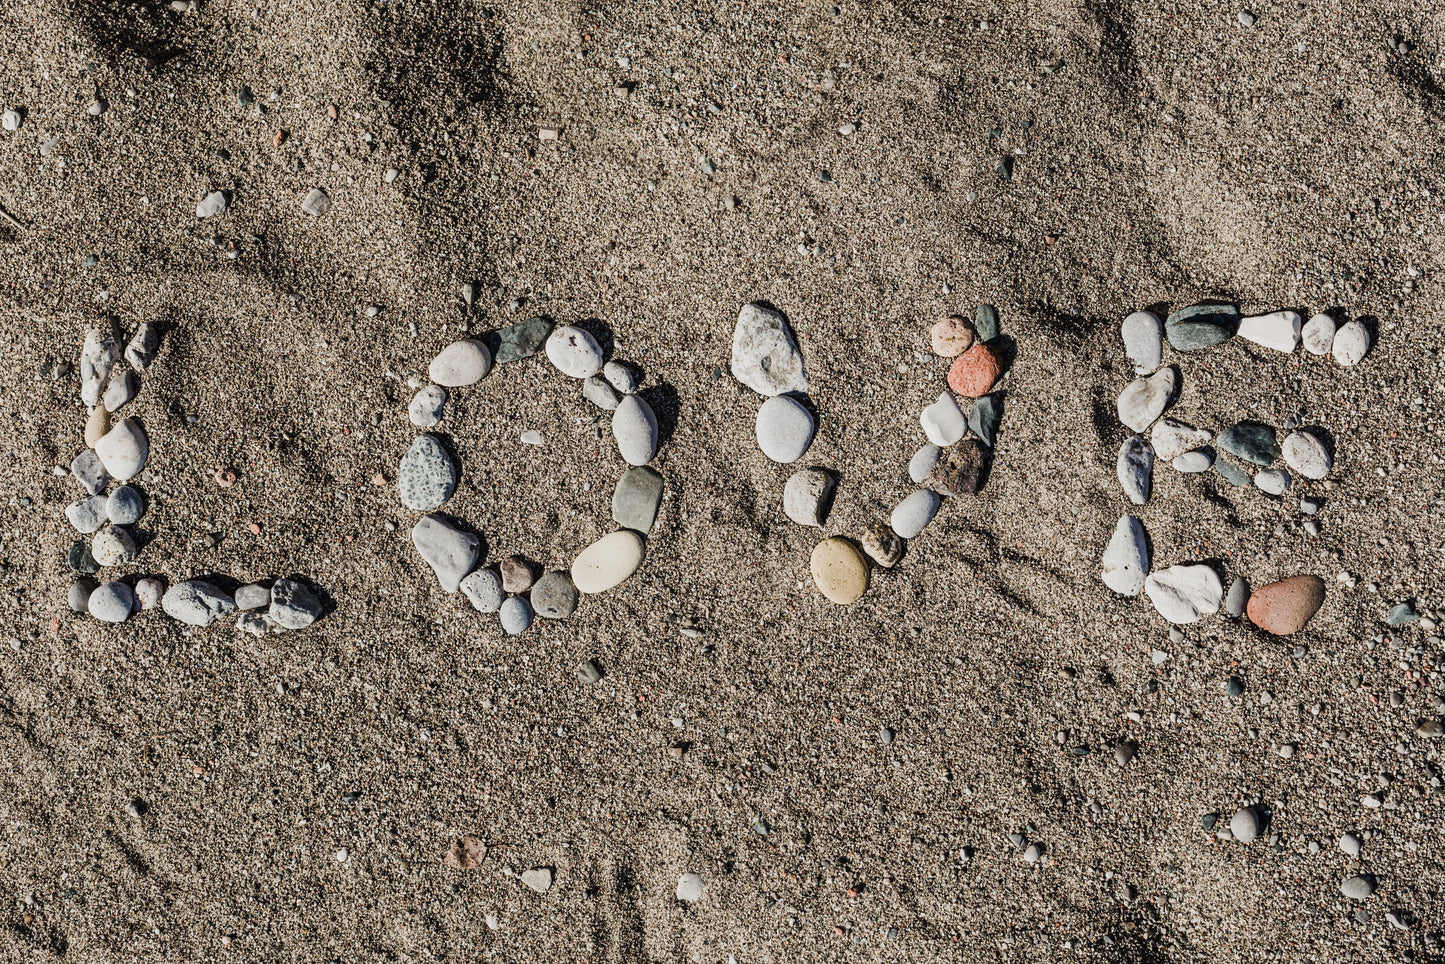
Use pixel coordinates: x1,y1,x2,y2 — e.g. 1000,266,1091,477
2,0,1445,960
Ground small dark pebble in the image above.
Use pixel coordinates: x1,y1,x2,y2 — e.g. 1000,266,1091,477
1226,676,1245,698
67,542,98,574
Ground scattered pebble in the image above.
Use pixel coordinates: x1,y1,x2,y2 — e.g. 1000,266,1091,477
411,514,480,593
810,537,869,604
398,435,458,511
80,325,119,407
860,524,904,568
755,395,815,463
1116,368,1177,432
730,303,808,396
1150,419,1212,461
1339,832,1362,857
1385,602,1420,626
67,541,98,574
1116,435,1153,505
1331,320,1370,366
890,490,941,540
1,109,20,132
920,392,966,447
571,530,645,594
68,577,97,613
603,360,637,394
88,581,135,623
1172,448,1214,473
460,568,504,613
91,525,137,567
1223,576,1250,618
65,496,108,534
428,339,492,386
495,316,552,364
583,375,620,410
85,405,111,448
1281,430,1332,479
973,304,1000,343
269,577,323,630
300,187,332,217
1254,469,1290,496
134,577,163,610
1340,875,1375,900
520,867,553,894
408,385,447,427
929,315,975,357
1100,515,1148,597
499,596,534,634
1144,565,1223,624
444,835,487,870
234,583,271,611
1229,807,1260,844
1214,459,1251,487
1217,421,1279,466
544,325,604,378
676,872,703,902
783,468,836,527
1121,310,1162,373
102,369,138,412
195,191,228,218
530,571,579,620
930,439,988,496
1165,303,1238,351
611,394,659,466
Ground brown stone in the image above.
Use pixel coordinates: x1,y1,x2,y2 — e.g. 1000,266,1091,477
444,835,486,870
929,315,975,357
946,342,1004,398
931,439,989,496
860,524,904,568
500,555,534,593
1246,575,1326,635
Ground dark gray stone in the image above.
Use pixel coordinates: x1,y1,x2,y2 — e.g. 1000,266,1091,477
270,577,323,630
1214,459,1251,487
68,577,98,612
1165,303,1239,350
494,316,552,364
974,304,999,343
1218,422,1280,466
967,393,1003,447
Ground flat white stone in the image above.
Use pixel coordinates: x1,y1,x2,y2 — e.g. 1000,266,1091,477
583,375,620,410
890,489,941,540
428,339,492,386
1332,320,1370,366
611,394,659,466
1255,468,1290,495
1144,565,1222,624
1301,313,1335,355
1121,310,1162,373
80,324,119,407
301,187,332,216
1282,431,1331,479
1236,310,1301,352
908,445,941,484
920,392,965,447
520,867,553,893
1117,435,1152,505
544,325,604,378
676,872,703,902
603,360,637,394
782,468,835,527
730,303,807,396
411,514,479,593
102,369,138,412
408,385,447,427
755,395,815,463
94,417,147,481
1173,448,1214,472
572,530,645,593
1116,368,1176,432
1100,515,1148,596
195,190,228,217
162,580,236,626
1150,418,1212,461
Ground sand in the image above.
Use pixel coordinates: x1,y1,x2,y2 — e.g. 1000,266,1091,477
1,0,1443,959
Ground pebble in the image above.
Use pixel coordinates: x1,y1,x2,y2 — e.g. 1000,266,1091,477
676,873,703,902
930,439,988,496
91,526,137,567
1331,320,1370,366
195,191,228,217
860,524,904,568
1121,310,1163,373
973,304,1000,343
545,325,604,378
1229,807,1260,844
810,537,870,604
583,375,620,410
161,580,236,626
1116,436,1153,505
520,867,553,894
1282,430,1331,479
603,360,637,394
71,450,108,495
1300,496,1321,515
929,315,975,357
611,466,664,534
103,369,138,412
105,485,144,525
1,109,20,131
494,316,552,364
1214,459,1251,487
80,325,119,407
1340,875,1375,900
68,577,97,613
1144,565,1223,624
1302,313,1336,355
879,726,896,745
755,395,815,463
83,578,134,623
500,556,534,593
908,445,941,483
1224,576,1250,618
967,393,1003,447
1339,832,1362,857
94,417,148,481
520,430,543,446
531,571,579,619
1172,448,1214,473
134,577,163,610
1116,368,1176,432
946,342,1004,397
85,405,111,448
1165,303,1238,350
730,303,807,396
576,659,605,685
125,322,160,372
499,597,534,634
1150,418,1212,461
1217,422,1279,466
783,468,836,527
411,514,480,593
67,541,99,574
300,187,331,217
1246,575,1325,635
1236,310,1301,352
1022,843,1044,863
571,530,645,593
408,385,447,427
1385,602,1420,626
270,577,323,630
1416,720,1443,738
1254,469,1290,496
920,392,965,447
1100,515,1148,597
611,394,659,465
66,496,108,534
428,339,492,386
459,568,504,612
398,435,457,511
234,583,271,611
891,490,941,539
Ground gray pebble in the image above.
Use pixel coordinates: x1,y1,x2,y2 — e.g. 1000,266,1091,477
890,489,941,540
301,187,332,217
583,375,620,411
1224,576,1250,618
1114,741,1137,765
1116,435,1153,505
1116,368,1176,432
411,514,479,593
1229,807,1259,844
161,580,236,626
1340,875,1375,900
576,659,605,685
908,445,941,484
1339,832,1362,857
460,568,504,613
1214,458,1251,487
91,525,137,567
612,394,659,466
782,468,835,527
234,583,271,611
612,466,664,535
66,496,108,534
731,303,807,396
755,395,815,463
1121,310,1162,373
499,596,533,635
408,385,447,427
88,581,135,623
398,435,458,511
1172,447,1214,473
270,577,323,630
105,485,144,525
603,360,637,394
195,190,228,218
520,866,553,893
70,449,108,495
1300,496,1321,515
1254,468,1290,496
68,577,98,613
878,726,895,745
531,571,579,620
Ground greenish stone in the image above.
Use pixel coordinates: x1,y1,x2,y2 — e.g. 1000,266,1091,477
237,85,255,107
494,316,551,364
1165,303,1238,350
974,304,999,342
699,157,717,175
67,542,98,574
612,466,664,534
751,817,771,836
967,393,1003,447
1217,422,1280,466
1214,459,1251,487
1386,603,1420,626
1201,813,1218,830
1226,675,1244,698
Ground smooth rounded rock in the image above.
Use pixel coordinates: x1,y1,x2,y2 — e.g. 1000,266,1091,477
1121,310,1162,373
411,514,479,593
603,360,637,394
1117,435,1153,505
1255,469,1290,496
583,375,620,410
731,303,807,396
429,339,492,386
1332,321,1370,366
612,394,659,466
1237,310,1301,352
1100,515,1148,597
890,490,941,540
234,583,271,611
946,342,1004,398
1165,303,1238,350
499,596,534,634
68,577,98,613
1144,565,1222,624
1302,313,1336,355
398,435,458,511
783,468,836,527
1117,368,1177,432
531,571,579,620
162,580,236,626
1246,575,1326,636
920,392,965,447
103,369,138,413
88,581,134,623
460,568,504,613
1172,448,1214,473
85,405,111,448
929,315,975,357
91,526,137,567
1339,832,1362,857
1340,875,1375,900
755,395,815,463
1282,430,1331,480
94,418,148,481
105,485,144,525
810,537,869,604
1229,807,1260,844
67,542,98,574
500,556,534,593
195,191,228,217
408,385,447,427
908,445,941,484
612,466,664,534
300,187,331,217
270,577,323,630
545,325,604,378
70,450,108,494
571,530,645,594
66,496,108,534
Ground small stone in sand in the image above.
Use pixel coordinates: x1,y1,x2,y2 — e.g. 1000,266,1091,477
500,596,534,634
88,581,135,623
195,191,228,217
1236,310,1301,352
1229,807,1259,844
460,568,504,612
301,187,332,216
1340,875,1375,900
571,531,645,593
810,537,869,604
545,325,604,378
755,395,815,463
91,525,137,567
612,394,659,466
1217,422,1280,466
1144,565,1222,624
71,450,108,495
1121,310,1162,373
408,385,447,427
102,369,138,412
1100,515,1148,597
531,571,579,620
134,577,164,610
1116,435,1153,505
444,836,487,870
731,303,808,396
94,418,148,481
946,342,1004,397
1301,313,1336,355
1246,575,1325,636
162,580,236,626
891,490,941,539
920,392,965,447
1165,303,1238,350
676,872,703,902
931,439,988,496
576,659,605,685
612,466,664,534
270,577,323,630
429,339,492,386
1254,469,1290,496
68,577,98,612
583,375,620,410
909,445,941,483
66,496,108,534
783,468,836,527
1331,321,1370,366
860,524,904,568
411,514,479,593
520,867,553,893
1116,368,1176,432
495,317,552,364
1282,430,1331,479
234,583,271,611
929,315,974,357
105,485,144,525
500,556,534,593
398,435,457,511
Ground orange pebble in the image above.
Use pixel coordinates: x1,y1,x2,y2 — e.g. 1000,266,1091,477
946,342,1004,398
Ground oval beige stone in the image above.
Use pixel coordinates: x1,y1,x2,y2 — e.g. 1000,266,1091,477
85,405,111,448
428,339,492,387
571,530,645,594
810,537,869,604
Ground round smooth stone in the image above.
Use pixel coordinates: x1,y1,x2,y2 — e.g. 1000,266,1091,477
1172,448,1214,473
411,514,479,593
269,577,323,630
398,434,457,511
460,568,504,613
1223,576,1250,618
1301,313,1336,355
85,404,111,447
612,394,659,466
66,496,108,534
810,537,869,604
531,571,579,619
499,596,534,635
134,577,164,610
500,555,535,593
68,577,98,613
583,375,620,410
1116,368,1176,433
91,526,137,567
1255,469,1290,496
88,581,135,623
429,339,492,386
105,485,144,525
408,385,447,427
545,325,604,378
94,417,148,481
1121,310,1162,373
909,445,941,484
1229,807,1259,844
1332,320,1370,366
234,583,271,610
890,489,941,540
1282,431,1331,480
162,580,236,626
1340,875,1375,900
67,542,98,574
1165,303,1238,350
571,530,645,594
1246,574,1326,636
929,315,975,357
946,342,1004,397
755,395,815,463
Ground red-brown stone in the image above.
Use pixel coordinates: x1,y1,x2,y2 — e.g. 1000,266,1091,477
1246,575,1326,635
947,342,1004,398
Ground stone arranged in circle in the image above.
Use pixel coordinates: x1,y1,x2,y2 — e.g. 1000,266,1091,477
531,571,579,619
572,530,645,594
930,439,988,496
66,496,108,534
411,514,479,593
409,385,447,427
1246,574,1325,636
135,577,164,610
1150,418,1212,461
1100,515,1148,597
71,449,108,495
1223,576,1250,618
95,417,148,481
860,524,903,569
1282,430,1331,479
908,445,941,484
1116,435,1153,505
88,581,135,623
1236,310,1301,352
162,580,236,626
103,370,138,412
235,583,271,610
69,577,98,612
429,339,492,386
1301,313,1335,355
604,360,637,394
1217,422,1279,466
91,526,137,567
755,395,815,463
81,325,119,407
1173,448,1214,473
1214,459,1251,487
494,316,553,364
946,342,1004,398
973,304,1000,343
583,375,620,410
967,393,1003,447
545,325,605,378
810,537,869,604
920,392,965,447
398,434,458,511
1121,310,1162,373
612,466,664,534
783,468,835,527
891,490,940,539
1116,367,1176,433
731,302,808,396
270,577,323,630
612,394,659,466
500,596,534,634
1332,320,1370,366
460,568,504,612
1254,468,1290,495
929,315,975,357
500,555,535,593
1143,564,1222,624
106,485,144,525
1165,303,1238,351
67,542,99,574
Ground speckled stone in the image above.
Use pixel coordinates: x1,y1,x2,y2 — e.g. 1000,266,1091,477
1301,313,1336,355
91,525,137,567
1255,468,1290,496
531,571,579,620
1282,430,1332,480
460,568,504,613
495,317,552,364
1121,310,1162,373
929,315,975,357
162,580,236,626
398,435,458,511
270,577,323,630
545,325,604,378
66,496,108,534
731,302,808,396
1246,575,1326,636
1332,321,1370,366
105,485,144,525
1150,418,1212,461
408,385,447,427
783,468,835,527
1217,422,1280,466
946,342,1004,398
810,537,869,604
931,439,989,496
860,524,904,568
70,449,108,495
